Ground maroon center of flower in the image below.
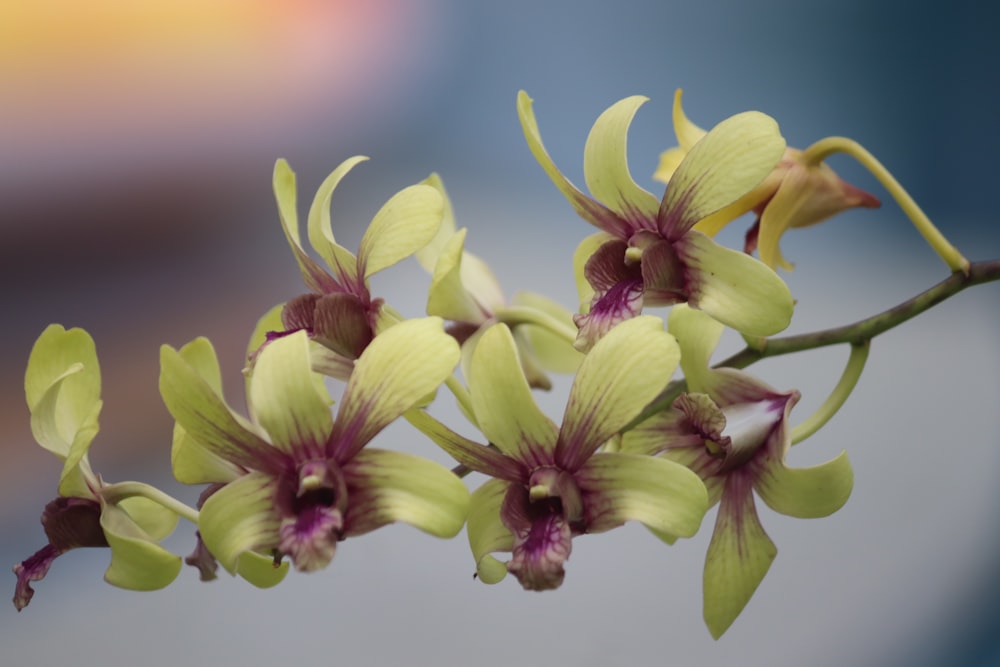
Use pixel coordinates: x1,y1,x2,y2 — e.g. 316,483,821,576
277,460,348,572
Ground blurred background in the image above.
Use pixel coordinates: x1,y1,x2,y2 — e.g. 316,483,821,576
2,1,998,665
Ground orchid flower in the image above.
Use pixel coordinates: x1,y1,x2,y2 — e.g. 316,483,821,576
407,316,708,590
415,173,582,390
518,91,793,351
13,326,183,610
655,90,880,271
268,158,445,378
159,318,468,577
621,305,854,638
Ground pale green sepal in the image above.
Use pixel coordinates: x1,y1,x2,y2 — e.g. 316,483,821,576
159,345,273,470
755,451,853,518
100,503,182,591
171,423,244,485
583,95,660,223
681,233,793,337
343,448,469,538
331,317,460,461
359,183,444,278
199,472,279,575
557,316,679,469
660,111,785,233
703,483,776,639
414,173,458,272
573,232,613,310
653,89,709,184
667,304,725,393
460,249,505,314
467,478,513,584
510,291,583,374
235,550,289,588
248,331,333,456
305,156,368,285
55,400,101,498
426,229,489,322
170,338,246,484
468,324,558,465
517,91,617,233
577,452,708,538
273,159,339,291
26,325,102,459
117,496,180,541
25,326,101,437
245,304,284,375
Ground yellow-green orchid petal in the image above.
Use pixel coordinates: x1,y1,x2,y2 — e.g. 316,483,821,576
703,477,777,639
518,91,628,237
358,183,444,279
668,304,725,393
583,95,661,224
660,111,785,234
342,448,469,538
577,452,708,538
234,549,289,589
169,338,245,485
28,364,101,499
469,323,559,466
116,496,179,542
510,291,583,374
414,172,458,273
25,325,102,459
198,472,280,576
426,229,491,322
273,159,342,293
159,345,274,471
330,317,460,461
248,331,333,457
653,89,709,184
404,408,525,481
755,451,853,518
99,502,182,591
467,478,514,584
304,156,368,286
573,232,613,311
678,232,793,336
557,316,679,470
245,304,284,364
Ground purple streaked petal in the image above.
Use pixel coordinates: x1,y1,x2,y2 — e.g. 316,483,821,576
501,484,572,591
657,111,785,237
328,319,460,462
159,345,284,472
404,409,527,482
557,316,679,470
576,452,707,538
675,231,793,337
582,95,661,231
572,279,644,353
517,91,634,239
313,292,375,360
703,470,777,639
340,448,469,539
248,331,333,460
467,323,558,467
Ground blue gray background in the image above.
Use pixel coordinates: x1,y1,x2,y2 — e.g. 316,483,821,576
1,1,998,665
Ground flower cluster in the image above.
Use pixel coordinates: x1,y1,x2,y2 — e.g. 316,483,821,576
12,88,983,639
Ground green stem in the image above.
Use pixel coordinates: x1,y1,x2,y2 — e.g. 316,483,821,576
800,136,970,275
493,305,579,345
630,259,1000,427
103,481,200,524
790,341,870,445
